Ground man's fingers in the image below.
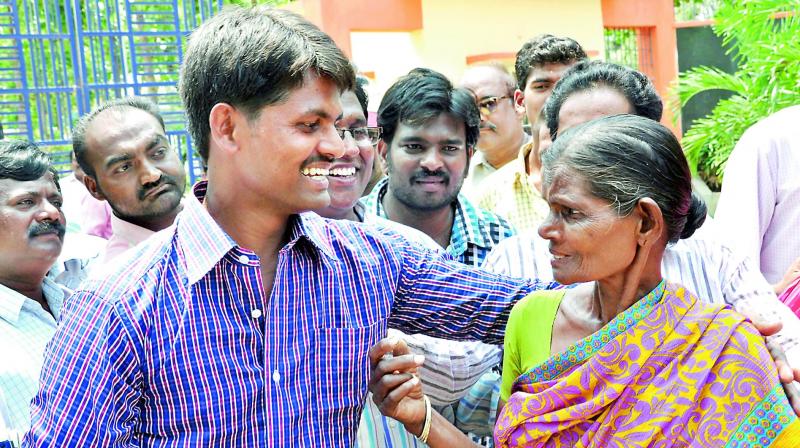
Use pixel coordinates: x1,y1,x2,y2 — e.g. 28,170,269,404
776,360,795,383
747,315,783,337
371,372,417,406
783,382,800,417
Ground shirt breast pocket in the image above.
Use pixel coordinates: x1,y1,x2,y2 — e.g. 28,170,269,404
313,320,386,417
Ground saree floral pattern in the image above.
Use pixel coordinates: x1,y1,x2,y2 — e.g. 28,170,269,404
495,282,800,447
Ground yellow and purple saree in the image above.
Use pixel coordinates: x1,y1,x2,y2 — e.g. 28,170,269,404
495,281,800,447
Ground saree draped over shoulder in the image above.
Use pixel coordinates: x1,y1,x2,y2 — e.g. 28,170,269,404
495,282,800,447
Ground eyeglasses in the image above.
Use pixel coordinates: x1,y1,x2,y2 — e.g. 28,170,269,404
477,96,511,116
336,126,382,146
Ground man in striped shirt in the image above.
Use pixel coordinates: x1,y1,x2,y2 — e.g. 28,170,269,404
24,6,552,448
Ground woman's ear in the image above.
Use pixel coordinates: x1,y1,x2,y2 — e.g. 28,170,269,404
635,198,664,247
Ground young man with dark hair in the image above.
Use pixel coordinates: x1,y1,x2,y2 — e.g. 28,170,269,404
27,7,552,446
363,68,515,266
0,141,67,438
71,97,186,261
476,34,587,232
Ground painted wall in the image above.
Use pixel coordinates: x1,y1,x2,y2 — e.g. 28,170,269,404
290,0,605,110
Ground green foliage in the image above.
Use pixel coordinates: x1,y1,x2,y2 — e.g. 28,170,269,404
673,0,800,187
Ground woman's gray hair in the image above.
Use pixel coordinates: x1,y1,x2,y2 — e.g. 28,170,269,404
542,114,706,242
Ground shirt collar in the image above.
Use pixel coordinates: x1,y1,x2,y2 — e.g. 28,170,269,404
361,177,497,254
451,195,498,252
178,182,338,285
109,213,156,248
0,277,65,325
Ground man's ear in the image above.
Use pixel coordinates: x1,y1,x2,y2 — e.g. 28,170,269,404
634,198,664,247
513,88,526,116
82,175,105,201
208,103,243,157
377,139,390,172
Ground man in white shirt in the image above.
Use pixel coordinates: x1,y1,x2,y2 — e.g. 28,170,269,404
71,97,186,262
0,140,68,439
715,106,800,287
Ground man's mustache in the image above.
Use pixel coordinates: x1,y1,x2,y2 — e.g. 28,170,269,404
410,170,449,184
138,175,180,201
28,220,66,240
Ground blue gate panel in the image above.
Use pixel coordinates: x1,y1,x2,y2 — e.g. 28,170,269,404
0,0,223,181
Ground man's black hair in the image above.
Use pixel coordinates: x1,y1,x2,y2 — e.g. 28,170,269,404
377,68,480,148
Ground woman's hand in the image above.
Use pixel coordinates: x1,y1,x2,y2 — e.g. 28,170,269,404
368,337,427,435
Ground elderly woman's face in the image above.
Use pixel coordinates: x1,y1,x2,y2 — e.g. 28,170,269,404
538,168,640,285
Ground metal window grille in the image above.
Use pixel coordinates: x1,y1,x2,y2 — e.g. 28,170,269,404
604,26,655,79
0,0,223,182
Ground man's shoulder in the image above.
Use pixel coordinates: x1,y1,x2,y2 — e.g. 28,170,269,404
459,196,516,238
299,212,419,263
78,228,178,305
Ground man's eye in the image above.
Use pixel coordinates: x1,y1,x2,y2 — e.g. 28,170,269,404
153,148,167,159
116,163,130,173
301,121,320,132
18,199,34,206
442,146,461,152
403,144,423,151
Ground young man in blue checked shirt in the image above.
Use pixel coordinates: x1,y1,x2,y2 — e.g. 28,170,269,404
24,6,556,448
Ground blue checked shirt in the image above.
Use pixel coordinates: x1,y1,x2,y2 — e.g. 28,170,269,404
361,178,516,267
25,182,549,448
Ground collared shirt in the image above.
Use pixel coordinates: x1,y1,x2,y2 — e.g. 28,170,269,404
715,105,800,284
475,141,549,232
0,278,64,440
461,151,498,201
26,181,547,448
357,198,505,448
361,178,516,267
482,231,800,366
104,213,156,262
58,174,113,239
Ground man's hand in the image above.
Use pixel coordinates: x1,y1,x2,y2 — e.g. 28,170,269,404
742,312,800,416
368,337,427,435
774,256,800,295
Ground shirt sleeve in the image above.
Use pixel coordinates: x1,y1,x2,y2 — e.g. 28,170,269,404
715,127,776,266
724,253,800,367
25,291,142,447
396,330,501,407
388,241,554,346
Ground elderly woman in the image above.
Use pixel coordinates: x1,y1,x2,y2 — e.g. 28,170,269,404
369,115,800,447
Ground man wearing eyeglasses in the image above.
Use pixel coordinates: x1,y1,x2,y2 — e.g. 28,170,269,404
459,63,528,200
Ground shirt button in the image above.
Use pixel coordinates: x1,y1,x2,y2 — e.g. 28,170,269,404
272,369,281,383
238,254,249,264
251,308,262,319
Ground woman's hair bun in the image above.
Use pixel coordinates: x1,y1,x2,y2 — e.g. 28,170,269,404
680,192,707,240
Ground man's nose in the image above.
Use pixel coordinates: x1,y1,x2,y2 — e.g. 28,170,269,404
319,125,346,160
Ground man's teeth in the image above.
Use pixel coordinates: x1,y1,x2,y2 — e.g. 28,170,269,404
302,167,356,177
553,254,566,260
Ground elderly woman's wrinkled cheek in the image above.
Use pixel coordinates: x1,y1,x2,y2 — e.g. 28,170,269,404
552,216,639,284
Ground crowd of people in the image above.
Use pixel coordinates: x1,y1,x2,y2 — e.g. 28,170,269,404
1,4,800,447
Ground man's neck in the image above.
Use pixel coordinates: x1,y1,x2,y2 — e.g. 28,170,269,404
118,203,184,233
483,129,527,169
203,181,288,260
382,190,454,249
0,271,48,308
